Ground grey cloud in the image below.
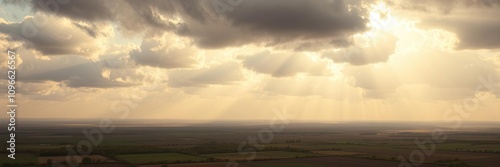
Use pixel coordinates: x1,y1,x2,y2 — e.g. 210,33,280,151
0,14,103,58
182,0,368,49
31,0,117,21
228,0,365,37
391,0,500,14
423,17,500,50
242,51,332,77
393,0,500,49
18,54,132,88
22,0,369,50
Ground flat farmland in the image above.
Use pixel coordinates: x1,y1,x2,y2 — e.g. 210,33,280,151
116,153,208,164
139,162,253,167
243,156,441,167
204,151,321,161
244,156,401,167
312,150,369,156
5,121,500,166
38,155,116,164
0,153,39,166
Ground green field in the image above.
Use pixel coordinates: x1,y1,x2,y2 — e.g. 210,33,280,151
116,153,208,164
204,151,320,161
0,153,39,166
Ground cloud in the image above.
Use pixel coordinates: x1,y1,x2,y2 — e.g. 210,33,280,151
17,48,133,88
323,31,398,65
21,0,370,50
423,14,500,50
30,0,117,22
391,0,500,49
130,33,200,69
0,33,23,69
390,0,500,14
342,45,500,99
242,51,333,77
179,0,368,49
0,14,106,59
168,62,245,87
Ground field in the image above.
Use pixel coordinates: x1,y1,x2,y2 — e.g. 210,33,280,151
0,153,38,166
38,155,116,164
243,156,441,167
312,150,368,156
116,153,208,164
0,120,499,166
204,151,321,161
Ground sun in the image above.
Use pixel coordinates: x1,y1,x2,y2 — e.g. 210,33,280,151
368,2,398,31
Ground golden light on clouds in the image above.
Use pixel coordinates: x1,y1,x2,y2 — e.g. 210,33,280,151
0,0,499,121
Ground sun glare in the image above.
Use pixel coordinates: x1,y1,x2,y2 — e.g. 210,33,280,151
368,3,398,31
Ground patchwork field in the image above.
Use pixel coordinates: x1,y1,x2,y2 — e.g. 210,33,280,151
243,156,442,167
116,153,208,164
1,121,499,166
38,155,116,164
312,150,369,156
204,151,321,161
0,153,38,166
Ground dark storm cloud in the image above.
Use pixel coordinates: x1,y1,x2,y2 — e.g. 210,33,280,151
31,0,117,21
22,0,369,50
228,0,365,37
181,0,368,49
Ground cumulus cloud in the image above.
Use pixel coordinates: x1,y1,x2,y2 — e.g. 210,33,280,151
242,51,333,77
130,33,200,69
21,0,370,50
0,33,23,69
0,14,106,59
17,48,132,88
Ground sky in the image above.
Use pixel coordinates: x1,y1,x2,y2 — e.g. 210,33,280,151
0,0,499,121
